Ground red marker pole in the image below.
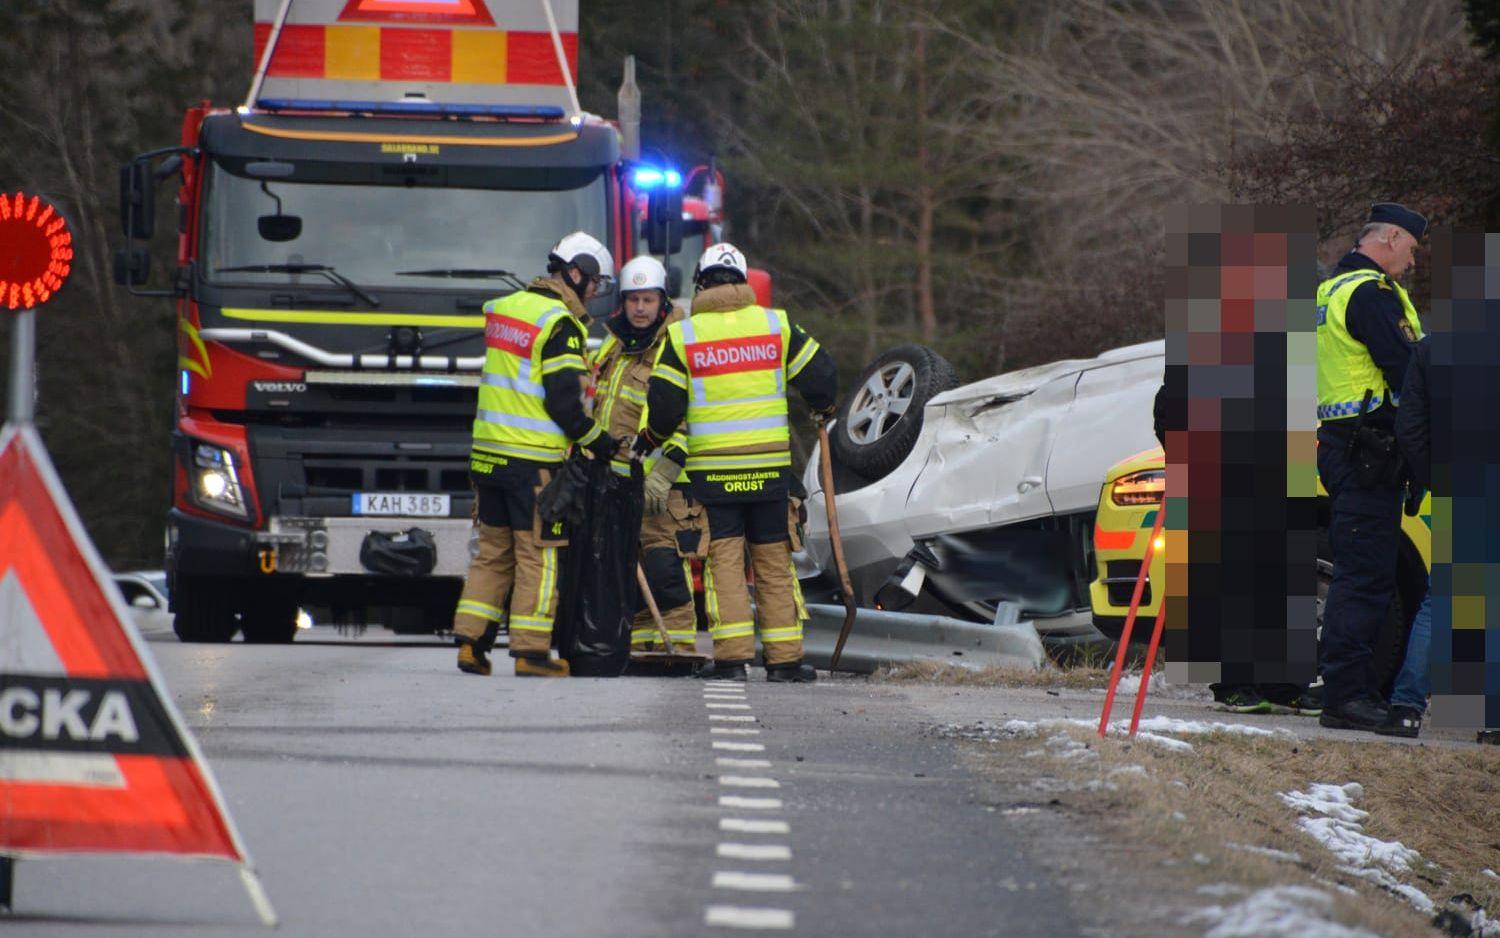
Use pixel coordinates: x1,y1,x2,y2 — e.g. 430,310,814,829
1128,593,1169,736
1097,502,1166,738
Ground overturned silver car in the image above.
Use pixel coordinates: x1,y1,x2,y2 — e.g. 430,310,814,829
800,339,1164,645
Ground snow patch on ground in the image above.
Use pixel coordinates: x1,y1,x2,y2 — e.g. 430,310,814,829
1484,868,1499,880
1185,885,1380,938
1278,782,1432,915
1196,883,1248,898
931,715,1289,750
1227,842,1302,864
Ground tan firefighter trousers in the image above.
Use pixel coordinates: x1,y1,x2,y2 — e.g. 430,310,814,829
453,470,564,658
631,488,703,654
702,499,808,665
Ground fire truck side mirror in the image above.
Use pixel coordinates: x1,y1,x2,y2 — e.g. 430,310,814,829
112,247,152,287
645,186,683,256
119,161,155,240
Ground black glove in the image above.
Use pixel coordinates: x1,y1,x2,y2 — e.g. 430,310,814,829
812,404,837,426
631,429,661,459
1404,480,1425,517
583,429,618,461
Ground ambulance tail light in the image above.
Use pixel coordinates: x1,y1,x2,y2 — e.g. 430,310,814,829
1111,469,1165,507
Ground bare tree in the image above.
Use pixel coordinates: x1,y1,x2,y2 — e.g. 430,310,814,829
0,0,250,567
957,0,1471,369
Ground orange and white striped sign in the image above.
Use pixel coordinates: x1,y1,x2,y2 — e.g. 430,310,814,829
252,0,578,110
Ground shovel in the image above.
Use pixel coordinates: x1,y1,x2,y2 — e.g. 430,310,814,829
818,419,860,670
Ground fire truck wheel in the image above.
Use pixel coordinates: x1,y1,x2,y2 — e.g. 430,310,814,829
171,575,241,643
241,592,299,644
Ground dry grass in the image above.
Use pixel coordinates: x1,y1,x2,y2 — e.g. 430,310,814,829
961,725,1500,936
871,658,1113,690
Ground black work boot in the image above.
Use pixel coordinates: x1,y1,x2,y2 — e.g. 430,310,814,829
697,660,750,682
765,661,817,683
1318,696,1389,732
1375,704,1423,738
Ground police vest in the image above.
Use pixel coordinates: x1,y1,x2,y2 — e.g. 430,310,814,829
666,305,792,472
594,331,689,479
1315,269,1423,421
472,291,582,463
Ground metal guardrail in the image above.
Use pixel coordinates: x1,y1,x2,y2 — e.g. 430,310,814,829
801,603,1046,674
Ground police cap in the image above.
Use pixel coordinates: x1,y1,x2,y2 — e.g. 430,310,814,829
1368,203,1427,241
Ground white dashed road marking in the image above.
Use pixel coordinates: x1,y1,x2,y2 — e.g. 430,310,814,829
716,758,773,769
719,796,783,810
712,741,766,752
712,872,799,892
717,843,792,861
721,818,791,835
705,906,795,930
719,776,780,789
702,682,802,932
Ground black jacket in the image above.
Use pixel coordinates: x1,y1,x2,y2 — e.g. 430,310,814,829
1395,335,1431,493
1152,383,1166,449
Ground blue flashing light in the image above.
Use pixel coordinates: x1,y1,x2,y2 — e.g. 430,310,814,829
631,166,683,191
255,98,567,121
180,370,191,397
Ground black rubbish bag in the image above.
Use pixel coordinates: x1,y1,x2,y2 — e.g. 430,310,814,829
552,456,643,677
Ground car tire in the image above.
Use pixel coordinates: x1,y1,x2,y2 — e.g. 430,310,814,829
172,575,240,643
831,344,960,481
241,591,299,644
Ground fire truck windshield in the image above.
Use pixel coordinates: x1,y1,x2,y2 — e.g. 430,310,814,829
201,163,609,294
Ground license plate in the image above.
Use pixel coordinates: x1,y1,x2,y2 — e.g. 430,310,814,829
352,493,450,517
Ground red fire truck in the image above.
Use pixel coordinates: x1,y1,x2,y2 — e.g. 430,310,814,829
114,0,758,641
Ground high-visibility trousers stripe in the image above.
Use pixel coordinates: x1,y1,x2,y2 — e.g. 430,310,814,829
457,600,505,622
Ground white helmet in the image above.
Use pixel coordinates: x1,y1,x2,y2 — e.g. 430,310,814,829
548,231,615,289
693,242,748,288
619,255,668,294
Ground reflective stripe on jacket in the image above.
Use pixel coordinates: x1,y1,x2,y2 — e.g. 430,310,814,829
1316,269,1423,421
660,304,795,472
472,291,582,463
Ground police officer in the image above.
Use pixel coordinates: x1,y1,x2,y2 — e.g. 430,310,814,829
452,232,620,678
635,244,837,682
1315,203,1426,730
593,255,699,654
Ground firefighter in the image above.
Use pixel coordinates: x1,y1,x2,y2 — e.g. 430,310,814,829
1315,203,1426,731
593,255,699,654
453,231,620,678
635,243,838,682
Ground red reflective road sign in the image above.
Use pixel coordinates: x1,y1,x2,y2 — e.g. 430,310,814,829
338,0,495,25
0,192,73,311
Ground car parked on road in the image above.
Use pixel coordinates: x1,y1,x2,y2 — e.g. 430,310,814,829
801,340,1163,644
112,570,175,636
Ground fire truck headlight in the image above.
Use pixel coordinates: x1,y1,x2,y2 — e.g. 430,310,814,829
192,443,248,518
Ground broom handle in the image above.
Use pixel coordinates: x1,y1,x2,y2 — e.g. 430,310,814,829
637,563,674,648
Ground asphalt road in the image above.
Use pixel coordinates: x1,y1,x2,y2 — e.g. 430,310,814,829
6,627,1083,937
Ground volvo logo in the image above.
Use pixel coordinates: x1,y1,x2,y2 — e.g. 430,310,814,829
252,381,307,393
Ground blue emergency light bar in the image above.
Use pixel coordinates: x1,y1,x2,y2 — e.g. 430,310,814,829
255,98,567,120
631,167,683,190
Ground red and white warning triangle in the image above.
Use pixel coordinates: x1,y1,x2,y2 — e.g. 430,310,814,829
0,424,276,925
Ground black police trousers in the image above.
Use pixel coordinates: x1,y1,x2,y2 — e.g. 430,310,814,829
1316,425,1403,709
